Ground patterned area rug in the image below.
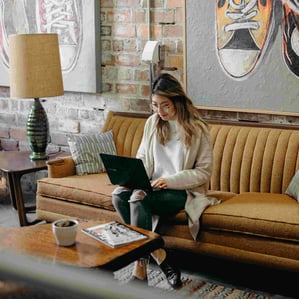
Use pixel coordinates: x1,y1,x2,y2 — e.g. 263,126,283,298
114,262,281,299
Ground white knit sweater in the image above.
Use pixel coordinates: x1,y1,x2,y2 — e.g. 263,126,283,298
137,113,220,240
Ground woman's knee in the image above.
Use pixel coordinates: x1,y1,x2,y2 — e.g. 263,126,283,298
129,189,146,202
112,191,131,208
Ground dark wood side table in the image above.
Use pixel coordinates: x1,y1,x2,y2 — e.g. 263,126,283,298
0,151,69,226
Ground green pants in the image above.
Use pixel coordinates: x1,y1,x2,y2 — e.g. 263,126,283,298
112,189,187,231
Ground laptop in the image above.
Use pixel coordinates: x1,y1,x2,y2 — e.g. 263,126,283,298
100,153,153,192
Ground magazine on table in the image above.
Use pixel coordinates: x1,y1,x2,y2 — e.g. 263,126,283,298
81,221,148,248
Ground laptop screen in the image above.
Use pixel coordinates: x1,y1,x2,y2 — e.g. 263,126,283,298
100,153,153,192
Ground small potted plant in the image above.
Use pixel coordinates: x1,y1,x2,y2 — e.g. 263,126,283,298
52,219,78,246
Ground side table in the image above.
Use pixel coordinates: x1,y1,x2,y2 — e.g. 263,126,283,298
0,151,69,226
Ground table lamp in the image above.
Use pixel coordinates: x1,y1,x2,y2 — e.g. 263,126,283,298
9,33,64,160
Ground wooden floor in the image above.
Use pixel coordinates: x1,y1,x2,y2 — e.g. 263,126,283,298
0,193,37,227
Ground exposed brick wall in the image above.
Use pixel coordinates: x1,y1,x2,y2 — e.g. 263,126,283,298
0,0,185,195
200,108,299,126
0,0,186,152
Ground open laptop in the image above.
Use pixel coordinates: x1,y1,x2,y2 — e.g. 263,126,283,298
100,153,153,192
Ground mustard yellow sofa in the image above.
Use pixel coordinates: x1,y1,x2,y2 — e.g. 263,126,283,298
36,111,299,272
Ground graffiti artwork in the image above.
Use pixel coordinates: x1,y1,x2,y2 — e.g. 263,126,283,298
186,1,299,112
0,0,101,93
216,0,299,80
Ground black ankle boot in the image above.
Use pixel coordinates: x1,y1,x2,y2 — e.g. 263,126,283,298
159,258,182,289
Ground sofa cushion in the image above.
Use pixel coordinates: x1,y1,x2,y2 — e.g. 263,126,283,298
285,170,299,202
67,130,117,175
207,190,236,201
201,192,299,242
37,173,116,211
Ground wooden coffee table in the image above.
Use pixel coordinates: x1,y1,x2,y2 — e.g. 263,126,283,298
0,221,164,271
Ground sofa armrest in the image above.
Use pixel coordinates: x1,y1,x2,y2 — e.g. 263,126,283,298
46,156,76,178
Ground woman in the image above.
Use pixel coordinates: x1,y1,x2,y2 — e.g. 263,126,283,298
112,73,217,288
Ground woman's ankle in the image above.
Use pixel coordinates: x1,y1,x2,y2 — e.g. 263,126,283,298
132,259,147,280
151,248,167,265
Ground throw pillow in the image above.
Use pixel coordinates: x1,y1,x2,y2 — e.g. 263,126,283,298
67,130,117,175
285,170,299,202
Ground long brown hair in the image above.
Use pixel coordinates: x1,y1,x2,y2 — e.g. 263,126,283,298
152,73,206,147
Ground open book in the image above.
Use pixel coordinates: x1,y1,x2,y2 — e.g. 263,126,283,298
81,221,148,248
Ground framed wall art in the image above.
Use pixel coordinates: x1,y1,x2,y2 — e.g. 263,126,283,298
186,1,299,113
0,0,101,93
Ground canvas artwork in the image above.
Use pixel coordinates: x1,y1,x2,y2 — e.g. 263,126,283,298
186,1,299,113
215,0,275,80
215,0,299,80
0,0,101,93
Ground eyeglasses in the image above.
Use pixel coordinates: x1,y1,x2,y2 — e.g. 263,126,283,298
151,103,170,112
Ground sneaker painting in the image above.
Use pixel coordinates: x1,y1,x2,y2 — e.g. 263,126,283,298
216,0,274,80
35,0,82,73
282,0,299,77
0,0,15,69
0,0,29,69
0,0,10,69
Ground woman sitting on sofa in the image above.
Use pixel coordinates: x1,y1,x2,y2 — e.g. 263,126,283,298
112,73,216,288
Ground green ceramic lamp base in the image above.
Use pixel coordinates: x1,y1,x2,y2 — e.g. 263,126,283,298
29,152,48,160
26,98,49,161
